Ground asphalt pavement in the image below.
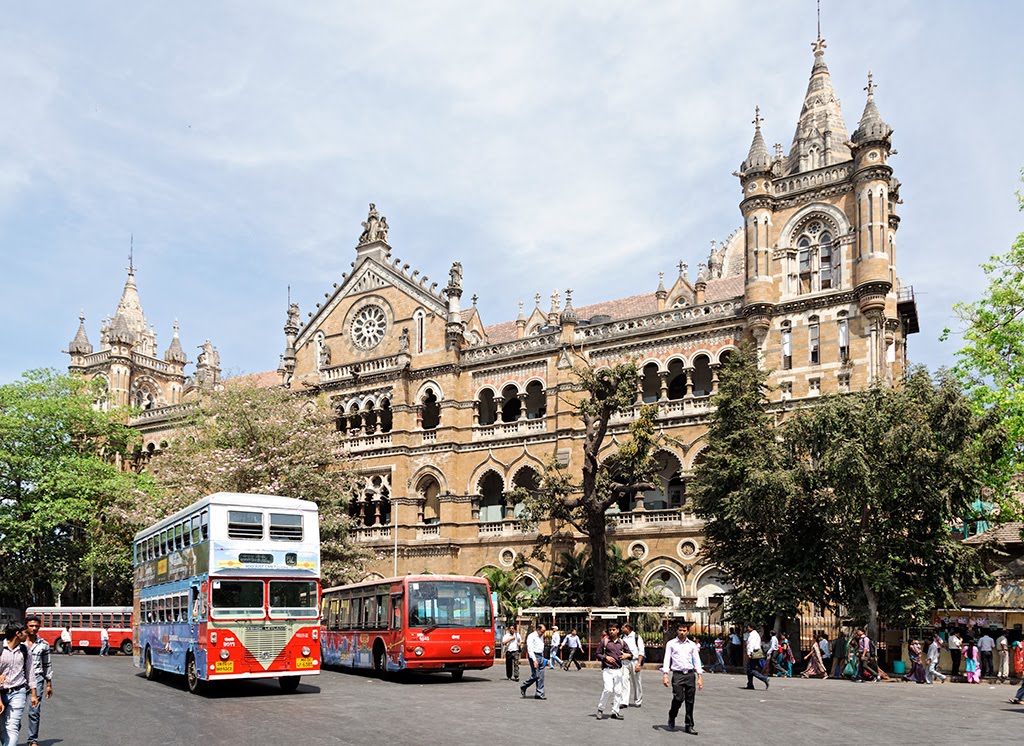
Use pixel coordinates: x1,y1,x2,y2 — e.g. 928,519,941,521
24,655,1024,745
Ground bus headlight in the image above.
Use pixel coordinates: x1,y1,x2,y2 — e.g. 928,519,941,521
210,632,217,645
301,647,311,657
414,647,424,657
312,629,319,641
219,649,230,661
483,645,492,655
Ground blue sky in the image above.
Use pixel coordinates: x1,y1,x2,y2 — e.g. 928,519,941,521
1,1,1022,384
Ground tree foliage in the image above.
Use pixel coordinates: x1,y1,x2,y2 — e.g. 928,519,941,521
517,360,660,606
539,546,663,607
148,385,363,585
481,566,532,624
692,346,1008,639
0,369,156,606
944,169,1024,477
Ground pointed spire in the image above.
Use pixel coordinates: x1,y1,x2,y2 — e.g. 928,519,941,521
852,70,893,146
740,106,772,175
164,320,188,364
68,311,93,355
517,301,525,321
656,272,667,295
786,37,851,174
560,289,577,325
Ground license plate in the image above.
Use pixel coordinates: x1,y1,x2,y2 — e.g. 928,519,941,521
215,661,234,673
295,657,315,669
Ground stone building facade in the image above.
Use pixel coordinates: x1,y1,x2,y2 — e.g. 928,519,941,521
269,39,919,624
65,258,223,455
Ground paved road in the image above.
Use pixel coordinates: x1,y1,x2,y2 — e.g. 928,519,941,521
24,655,1023,745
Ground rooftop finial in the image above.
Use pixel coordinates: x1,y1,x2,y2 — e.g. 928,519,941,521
471,293,478,307
812,36,827,56
865,70,875,98
753,105,764,131
534,292,541,308
127,233,135,275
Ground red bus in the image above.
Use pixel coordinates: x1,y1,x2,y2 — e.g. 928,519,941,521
25,606,133,655
320,575,495,680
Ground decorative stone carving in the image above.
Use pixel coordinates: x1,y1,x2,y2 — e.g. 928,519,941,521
448,262,463,290
318,336,332,368
399,326,410,353
358,203,389,245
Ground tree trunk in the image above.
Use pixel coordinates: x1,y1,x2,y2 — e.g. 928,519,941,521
588,510,611,606
861,575,880,642
773,613,785,638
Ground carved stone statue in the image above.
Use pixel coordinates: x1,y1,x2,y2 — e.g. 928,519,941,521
318,336,332,368
287,302,300,326
399,326,410,353
448,261,463,290
197,339,218,368
358,203,388,245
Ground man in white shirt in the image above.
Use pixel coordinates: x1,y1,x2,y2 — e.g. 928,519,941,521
729,628,742,668
501,624,522,681
621,623,645,707
520,623,546,700
562,629,583,671
548,626,562,669
926,633,946,684
978,632,995,679
99,627,110,656
997,630,1010,681
947,631,962,678
661,623,703,735
745,624,770,690
765,631,779,676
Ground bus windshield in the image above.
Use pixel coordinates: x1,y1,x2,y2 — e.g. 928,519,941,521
211,580,265,619
269,581,318,619
407,581,492,628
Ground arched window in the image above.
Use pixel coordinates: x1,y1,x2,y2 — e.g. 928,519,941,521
421,388,440,430
691,355,712,397
524,381,546,419
478,389,497,426
641,362,660,403
500,384,520,423
798,236,812,294
335,405,347,433
667,360,686,400
781,321,793,370
511,467,541,518
819,232,834,289
413,309,426,354
418,476,441,525
348,403,362,435
379,398,393,433
363,402,378,434
838,312,850,361
478,472,505,522
808,316,820,365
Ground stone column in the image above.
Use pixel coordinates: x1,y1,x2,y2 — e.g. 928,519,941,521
659,371,670,402
684,369,695,398
517,393,528,421
710,364,721,395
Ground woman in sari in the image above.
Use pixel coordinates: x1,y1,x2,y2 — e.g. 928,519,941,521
801,633,828,678
963,638,981,683
775,638,795,677
904,639,927,683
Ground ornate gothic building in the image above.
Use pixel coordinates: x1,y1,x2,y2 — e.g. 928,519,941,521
83,38,919,626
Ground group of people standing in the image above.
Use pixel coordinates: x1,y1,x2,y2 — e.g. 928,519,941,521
0,617,54,746
501,623,584,689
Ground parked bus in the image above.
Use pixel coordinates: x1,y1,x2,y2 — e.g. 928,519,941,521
25,606,133,654
320,574,495,679
133,493,321,694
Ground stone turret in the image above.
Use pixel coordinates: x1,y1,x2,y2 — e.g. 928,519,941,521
282,302,300,385
445,261,466,352
68,311,92,356
786,38,851,174
164,320,188,365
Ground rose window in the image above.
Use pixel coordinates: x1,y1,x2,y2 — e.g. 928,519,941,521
351,305,387,349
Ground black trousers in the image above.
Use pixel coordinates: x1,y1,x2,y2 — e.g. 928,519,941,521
950,649,961,677
505,651,520,680
746,658,769,686
668,670,696,728
981,651,994,678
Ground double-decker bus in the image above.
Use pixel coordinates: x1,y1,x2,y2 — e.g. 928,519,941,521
320,575,495,680
25,606,133,654
133,493,321,694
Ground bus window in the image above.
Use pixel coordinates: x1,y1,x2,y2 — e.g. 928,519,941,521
191,515,201,543
376,595,385,628
268,581,318,619
61,614,70,628
71,613,81,627
227,511,263,539
182,520,191,547
391,595,403,630
201,510,209,540
210,580,265,619
269,513,303,541
102,614,112,628
160,530,167,556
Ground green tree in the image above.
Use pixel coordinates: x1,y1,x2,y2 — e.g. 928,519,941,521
0,369,156,606
481,566,530,624
519,361,659,606
786,368,1008,639
148,385,363,585
690,344,822,628
539,546,660,607
944,171,1024,477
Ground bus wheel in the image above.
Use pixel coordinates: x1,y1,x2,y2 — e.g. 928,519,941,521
120,640,133,656
279,676,300,693
451,670,464,681
186,654,205,695
144,648,157,681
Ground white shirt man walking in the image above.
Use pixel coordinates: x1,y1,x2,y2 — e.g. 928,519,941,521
745,624,770,690
621,623,645,707
548,626,562,669
926,634,947,684
520,624,546,700
502,624,522,681
997,631,1010,681
661,623,703,735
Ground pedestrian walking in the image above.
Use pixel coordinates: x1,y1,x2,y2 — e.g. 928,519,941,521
58,627,71,656
99,627,110,656
729,628,742,668
0,623,39,746
548,626,562,669
520,623,546,700
562,629,583,671
830,632,847,679
963,638,981,683
502,624,522,681
978,631,995,679
801,633,828,678
764,630,779,676
904,638,927,683
595,623,627,720
661,623,703,735
24,616,53,746
997,630,1009,682
621,623,645,707
711,633,727,673
817,631,831,675
1014,641,1024,682
744,624,769,690
542,626,553,669
926,633,946,684
947,630,962,678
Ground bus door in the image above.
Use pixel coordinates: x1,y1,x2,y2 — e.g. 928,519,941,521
390,593,403,631
189,583,203,650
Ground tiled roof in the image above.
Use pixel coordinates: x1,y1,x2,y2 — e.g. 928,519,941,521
963,523,1024,546
706,273,745,301
483,320,519,344
224,370,281,389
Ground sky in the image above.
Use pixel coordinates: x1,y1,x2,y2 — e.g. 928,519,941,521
1,1,1022,384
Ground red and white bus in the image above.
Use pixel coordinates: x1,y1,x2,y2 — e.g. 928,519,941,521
320,575,495,680
24,606,133,655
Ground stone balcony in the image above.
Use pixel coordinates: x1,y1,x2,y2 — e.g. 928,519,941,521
607,508,702,530
353,525,392,542
473,417,548,441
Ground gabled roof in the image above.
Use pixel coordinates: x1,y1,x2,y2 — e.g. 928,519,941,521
224,370,281,390
963,523,1024,546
